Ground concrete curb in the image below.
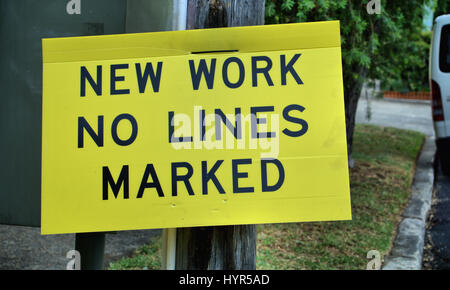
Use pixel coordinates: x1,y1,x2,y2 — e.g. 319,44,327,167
382,136,435,270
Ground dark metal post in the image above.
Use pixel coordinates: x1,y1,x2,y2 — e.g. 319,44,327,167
75,232,106,270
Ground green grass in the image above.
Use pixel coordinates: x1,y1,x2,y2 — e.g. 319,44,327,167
257,124,425,269
108,236,162,270
108,124,425,270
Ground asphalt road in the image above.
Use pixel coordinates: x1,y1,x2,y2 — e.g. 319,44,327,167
0,226,160,269
423,164,450,269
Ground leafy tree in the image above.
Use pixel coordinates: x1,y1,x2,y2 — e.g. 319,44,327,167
375,2,431,93
266,0,431,158
434,0,450,17
380,30,431,93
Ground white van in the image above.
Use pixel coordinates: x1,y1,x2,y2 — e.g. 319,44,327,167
431,14,450,175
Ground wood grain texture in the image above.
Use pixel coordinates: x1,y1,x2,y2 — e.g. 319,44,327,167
176,225,258,269
186,0,265,29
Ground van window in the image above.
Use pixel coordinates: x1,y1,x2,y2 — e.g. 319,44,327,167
440,24,450,72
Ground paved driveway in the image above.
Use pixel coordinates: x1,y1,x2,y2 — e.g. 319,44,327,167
0,225,160,269
356,98,434,137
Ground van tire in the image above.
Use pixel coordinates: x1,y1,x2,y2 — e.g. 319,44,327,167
441,156,450,176
437,138,450,176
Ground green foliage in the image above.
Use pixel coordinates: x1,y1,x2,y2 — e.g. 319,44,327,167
434,0,450,17
381,31,431,92
265,0,432,93
108,236,162,270
266,0,374,74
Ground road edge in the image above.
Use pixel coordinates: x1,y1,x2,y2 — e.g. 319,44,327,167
382,136,435,270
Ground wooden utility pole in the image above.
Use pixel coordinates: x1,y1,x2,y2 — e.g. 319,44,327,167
186,0,265,29
175,0,265,270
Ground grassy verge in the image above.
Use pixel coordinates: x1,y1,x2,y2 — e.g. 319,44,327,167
108,236,162,270
108,124,425,270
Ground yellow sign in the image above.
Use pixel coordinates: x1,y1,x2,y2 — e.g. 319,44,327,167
41,21,351,235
